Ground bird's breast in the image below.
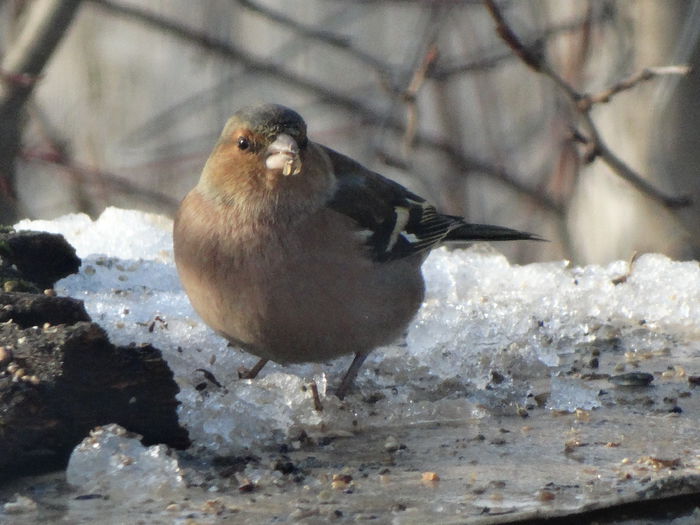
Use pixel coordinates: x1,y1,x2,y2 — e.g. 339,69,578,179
174,189,425,363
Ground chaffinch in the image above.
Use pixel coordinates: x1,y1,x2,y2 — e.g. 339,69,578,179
173,104,541,399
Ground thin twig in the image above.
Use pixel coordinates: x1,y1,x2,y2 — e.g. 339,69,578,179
20,149,179,213
236,0,350,47
309,382,323,412
403,44,439,150
579,115,692,208
611,251,640,285
377,146,564,215
432,12,611,80
483,0,579,99
483,0,692,210
580,65,692,109
234,0,389,74
482,0,542,72
236,0,564,86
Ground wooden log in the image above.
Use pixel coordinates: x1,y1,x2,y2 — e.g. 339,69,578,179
0,230,80,290
0,293,190,479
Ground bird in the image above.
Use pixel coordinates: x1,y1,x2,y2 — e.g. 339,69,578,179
173,103,542,399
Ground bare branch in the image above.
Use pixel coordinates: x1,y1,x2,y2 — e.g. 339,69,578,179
234,0,388,75
377,145,564,216
435,144,565,215
0,0,83,223
581,65,692,109
235,0,350,47
0,0,82,108
578,115,692,208
431,12,612,80
402,44,439,150
89,0,554,215
483,0,580,99
239,0,592,86
20,149,179,214
0,70,41,89
483,0,692,210
482,0,542,72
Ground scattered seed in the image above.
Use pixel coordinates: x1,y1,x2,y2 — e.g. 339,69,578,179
332,474,352,483
575,409,590,422
3,495,38,514
238,479,255,493
639,456,681,470
384,436,400,453
331,479,349,490
537,489,556,501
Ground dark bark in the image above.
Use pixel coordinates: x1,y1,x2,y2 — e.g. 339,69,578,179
0,298,190,479
0,227,190,480
1,229,81,290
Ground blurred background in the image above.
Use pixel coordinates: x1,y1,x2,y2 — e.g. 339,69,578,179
1,0,699,264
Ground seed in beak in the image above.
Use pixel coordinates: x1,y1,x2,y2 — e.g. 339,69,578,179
282,157,301,176
266,133,301,175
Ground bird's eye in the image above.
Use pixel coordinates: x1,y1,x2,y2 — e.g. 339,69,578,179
237,136,250,150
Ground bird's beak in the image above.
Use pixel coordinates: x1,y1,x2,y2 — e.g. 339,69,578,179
265,133,301,176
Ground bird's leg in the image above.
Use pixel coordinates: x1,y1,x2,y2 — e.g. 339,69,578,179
335,352,369,400
239,358,269,379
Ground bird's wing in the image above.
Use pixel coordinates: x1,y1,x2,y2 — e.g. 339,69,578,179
323,146,466,262
323,146,542,263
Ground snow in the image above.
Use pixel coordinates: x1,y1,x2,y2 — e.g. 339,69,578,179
13,207,700,507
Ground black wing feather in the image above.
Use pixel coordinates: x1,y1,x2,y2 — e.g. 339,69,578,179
323,146,542,262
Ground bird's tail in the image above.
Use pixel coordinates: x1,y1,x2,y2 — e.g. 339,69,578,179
444,221,545,242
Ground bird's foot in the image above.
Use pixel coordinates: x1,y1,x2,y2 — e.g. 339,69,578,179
238,358,269,379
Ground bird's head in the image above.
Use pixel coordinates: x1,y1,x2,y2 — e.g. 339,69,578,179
197,104,334,213
199,104,307,195
229,104,307,176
